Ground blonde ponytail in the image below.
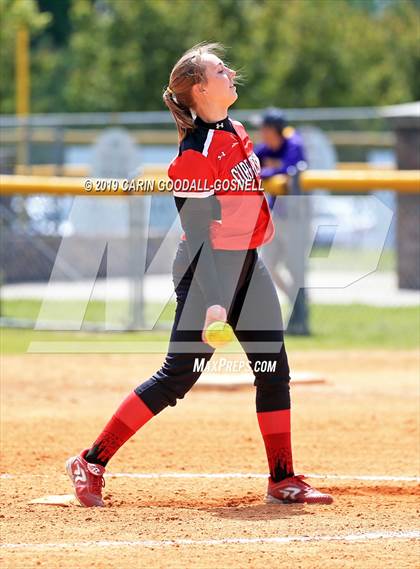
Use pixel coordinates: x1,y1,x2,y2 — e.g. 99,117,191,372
163,87,194,143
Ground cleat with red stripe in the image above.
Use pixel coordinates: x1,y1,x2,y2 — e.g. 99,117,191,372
266,474,333,505
66,449,106,507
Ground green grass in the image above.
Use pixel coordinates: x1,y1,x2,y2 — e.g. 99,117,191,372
1,302,418,354
1,299,176,325
309,247,395,272
0,328,171,354
302,304,419,349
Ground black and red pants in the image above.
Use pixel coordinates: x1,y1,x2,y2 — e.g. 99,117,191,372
135,241,291,415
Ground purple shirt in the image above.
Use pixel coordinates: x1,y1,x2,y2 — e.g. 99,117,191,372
255,129,306,210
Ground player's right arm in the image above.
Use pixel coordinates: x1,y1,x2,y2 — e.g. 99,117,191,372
169,149,227,336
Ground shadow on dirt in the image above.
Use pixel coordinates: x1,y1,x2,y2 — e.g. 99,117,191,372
201,503,309,521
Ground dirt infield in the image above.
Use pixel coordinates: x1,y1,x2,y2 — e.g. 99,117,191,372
1,349,419,568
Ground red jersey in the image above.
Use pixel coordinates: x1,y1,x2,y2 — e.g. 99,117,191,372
168,116,275,250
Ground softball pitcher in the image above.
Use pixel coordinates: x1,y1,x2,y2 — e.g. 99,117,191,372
66,43,333,507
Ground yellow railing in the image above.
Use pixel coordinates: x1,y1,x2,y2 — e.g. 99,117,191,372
336,162,394,170
0,170,419,196
264,170,420,195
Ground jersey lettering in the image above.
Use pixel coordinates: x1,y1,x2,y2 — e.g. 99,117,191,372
168,118,275,250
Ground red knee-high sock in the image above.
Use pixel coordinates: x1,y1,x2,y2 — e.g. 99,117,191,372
85,392,154,466
257,409,294,482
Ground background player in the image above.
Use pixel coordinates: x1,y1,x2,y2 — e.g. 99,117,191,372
255,107,306,203
255,109,309,333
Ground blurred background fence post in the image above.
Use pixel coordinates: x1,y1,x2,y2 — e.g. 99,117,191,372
91,128,145,329
127,195,147,330
285,167,310,336
15,25,30,173
53,126,65,177
386,104,420,290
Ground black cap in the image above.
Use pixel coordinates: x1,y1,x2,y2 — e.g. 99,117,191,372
261,108,287,134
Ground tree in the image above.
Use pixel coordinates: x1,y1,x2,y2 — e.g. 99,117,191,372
1,0,419,114
0,0,50,113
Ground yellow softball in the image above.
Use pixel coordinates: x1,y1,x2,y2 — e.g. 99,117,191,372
204,321,234,349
